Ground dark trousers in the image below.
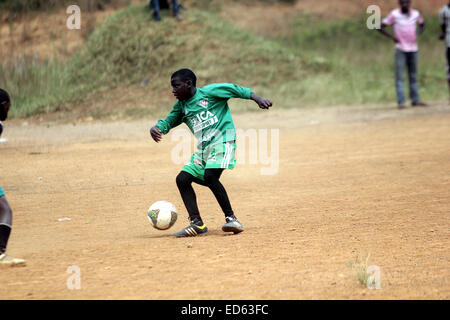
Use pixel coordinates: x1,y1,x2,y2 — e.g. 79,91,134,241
395,49,420,105
149,0,180,20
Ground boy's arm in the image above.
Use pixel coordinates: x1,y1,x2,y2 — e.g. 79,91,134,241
150,103,183,142
250,92,272,110
203,83,272,109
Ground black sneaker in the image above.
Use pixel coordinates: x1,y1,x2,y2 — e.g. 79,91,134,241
173,218,208,237
222,215,244,234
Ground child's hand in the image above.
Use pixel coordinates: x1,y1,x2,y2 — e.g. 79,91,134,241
150,125,162,142
251,93,273,110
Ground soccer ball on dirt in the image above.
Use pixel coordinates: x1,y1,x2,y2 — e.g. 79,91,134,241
147,201,178,230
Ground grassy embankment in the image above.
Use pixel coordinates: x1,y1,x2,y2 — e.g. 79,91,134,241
0,4,446,119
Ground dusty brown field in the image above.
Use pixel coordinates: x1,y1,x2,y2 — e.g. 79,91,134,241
0,104,449,299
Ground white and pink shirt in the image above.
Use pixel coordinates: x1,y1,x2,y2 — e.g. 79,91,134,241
382,8,424,52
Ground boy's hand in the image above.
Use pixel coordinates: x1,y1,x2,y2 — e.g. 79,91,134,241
439,33,445,41
150,125,162,142
251,93,272,110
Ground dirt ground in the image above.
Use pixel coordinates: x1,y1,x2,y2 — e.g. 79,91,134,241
0,104,449,299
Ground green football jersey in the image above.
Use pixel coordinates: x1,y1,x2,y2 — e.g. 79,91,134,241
157,83,253,148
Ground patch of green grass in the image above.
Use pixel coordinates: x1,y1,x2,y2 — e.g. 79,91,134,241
346,252,378,288
0,56,72,118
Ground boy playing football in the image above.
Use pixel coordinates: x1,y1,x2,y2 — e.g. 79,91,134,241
150,69,272,237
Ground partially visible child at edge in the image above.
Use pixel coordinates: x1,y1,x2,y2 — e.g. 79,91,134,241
0,88,26,266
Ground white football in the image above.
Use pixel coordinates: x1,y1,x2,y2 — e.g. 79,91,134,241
147,201,178,230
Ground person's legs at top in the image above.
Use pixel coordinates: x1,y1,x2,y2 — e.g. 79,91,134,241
395,49,407,108
149,0,161,21
171,0,182,20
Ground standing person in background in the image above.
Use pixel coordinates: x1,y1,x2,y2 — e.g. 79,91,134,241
150,0,183,22
439,1,450,98
378,0,427,109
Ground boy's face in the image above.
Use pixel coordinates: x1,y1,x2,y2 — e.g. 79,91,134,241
0,100,10,121
171,76,193,101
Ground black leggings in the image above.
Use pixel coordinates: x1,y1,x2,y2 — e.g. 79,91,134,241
447,47,450,82
0,196,12,253
176,169,234,221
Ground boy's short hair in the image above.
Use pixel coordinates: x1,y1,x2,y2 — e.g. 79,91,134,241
0,88,10,104
171,68,197,87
